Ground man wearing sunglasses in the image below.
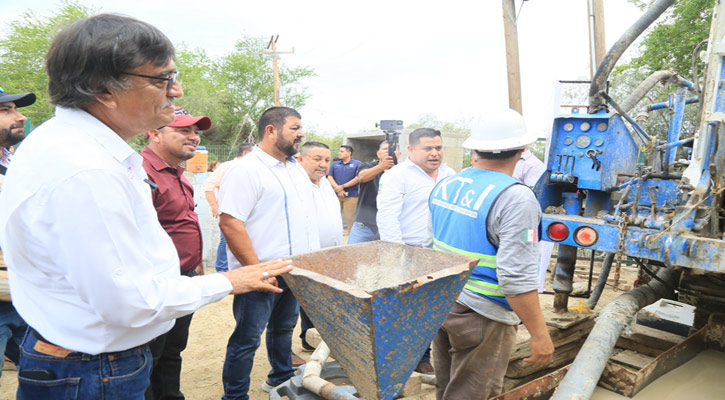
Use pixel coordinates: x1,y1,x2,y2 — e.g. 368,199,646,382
0,14,292,400
0,87,35,381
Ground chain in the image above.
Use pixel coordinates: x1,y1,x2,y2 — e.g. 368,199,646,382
613,212,629,292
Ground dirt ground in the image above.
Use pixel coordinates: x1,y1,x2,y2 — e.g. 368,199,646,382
0,259,634,400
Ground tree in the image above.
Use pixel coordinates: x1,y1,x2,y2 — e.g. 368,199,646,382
201,38,315,145
609,0,715,141
1,2,315,146
0,1,94,126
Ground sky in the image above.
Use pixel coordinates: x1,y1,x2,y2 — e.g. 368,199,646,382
0,0,644,137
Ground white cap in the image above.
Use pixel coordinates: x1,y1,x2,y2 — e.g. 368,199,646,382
463,109,537,153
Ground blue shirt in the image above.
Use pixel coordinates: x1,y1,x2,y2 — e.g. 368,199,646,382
328,159,362,197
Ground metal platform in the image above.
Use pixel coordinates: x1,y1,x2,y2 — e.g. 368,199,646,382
285,241,477,400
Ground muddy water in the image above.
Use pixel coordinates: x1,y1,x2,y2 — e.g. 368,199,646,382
591,349,725,399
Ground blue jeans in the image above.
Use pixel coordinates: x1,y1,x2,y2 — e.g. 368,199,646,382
0,302,26,378
222,277,298,400
347,222,379,244
17,330,151,399
216,232,228,272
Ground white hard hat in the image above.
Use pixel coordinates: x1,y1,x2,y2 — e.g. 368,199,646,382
463,109,538,153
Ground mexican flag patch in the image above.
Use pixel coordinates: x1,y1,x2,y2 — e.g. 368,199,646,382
521,229,537,243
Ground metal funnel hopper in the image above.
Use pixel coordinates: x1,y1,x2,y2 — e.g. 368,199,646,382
286,241,477,400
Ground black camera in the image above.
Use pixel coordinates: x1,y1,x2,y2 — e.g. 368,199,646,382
375,120,404,132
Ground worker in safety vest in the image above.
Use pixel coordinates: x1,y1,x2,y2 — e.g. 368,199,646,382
429,109,554,399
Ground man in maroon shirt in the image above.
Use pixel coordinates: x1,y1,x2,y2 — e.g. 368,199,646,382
142,106,211,400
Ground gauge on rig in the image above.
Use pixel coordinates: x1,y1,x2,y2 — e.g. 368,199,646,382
575,134,591,148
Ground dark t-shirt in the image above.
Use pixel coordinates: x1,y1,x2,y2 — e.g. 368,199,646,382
353,161,382,232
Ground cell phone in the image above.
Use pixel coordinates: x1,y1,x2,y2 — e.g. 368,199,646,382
19,368,56,380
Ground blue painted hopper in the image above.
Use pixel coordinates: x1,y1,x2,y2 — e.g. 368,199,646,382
286,241,477,400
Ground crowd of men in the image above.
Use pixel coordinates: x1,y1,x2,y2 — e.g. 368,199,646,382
0,13,553,400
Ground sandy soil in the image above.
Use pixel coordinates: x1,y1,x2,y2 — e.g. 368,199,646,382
0,260,634,400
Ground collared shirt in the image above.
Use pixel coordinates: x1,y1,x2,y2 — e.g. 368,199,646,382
141,147,202,272
0,107,232,354
377,159,456,247
219,146,319,268
311,178,343,248
201,157,242,195
512,150,546,189
328,158,362,197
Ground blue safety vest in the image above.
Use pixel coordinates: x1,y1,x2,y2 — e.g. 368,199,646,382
429,168,520,310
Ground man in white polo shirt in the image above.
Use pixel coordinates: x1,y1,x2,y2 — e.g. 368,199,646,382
296,141,342,350
219,107,319,399
376,127,456,373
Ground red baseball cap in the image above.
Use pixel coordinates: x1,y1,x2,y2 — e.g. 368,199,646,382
167,106,212,130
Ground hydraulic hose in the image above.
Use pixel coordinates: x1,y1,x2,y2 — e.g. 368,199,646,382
551,268,678,400
588,0,676,113
585,252,614,310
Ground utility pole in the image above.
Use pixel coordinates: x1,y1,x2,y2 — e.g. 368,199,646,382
587,0,606,79
258,35,295,106
502,0,523,114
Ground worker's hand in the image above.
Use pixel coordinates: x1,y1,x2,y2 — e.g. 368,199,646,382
195,264,205,276
337,190,347,199
333,184,344,194
380,155,396,170
210,204,220,218
523,333,554,365
221,259,293,295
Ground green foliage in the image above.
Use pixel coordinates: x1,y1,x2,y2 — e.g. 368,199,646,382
304,131,343,150
624,0,714,77
0,1,94,126
1,2,315,146
610,0,715,141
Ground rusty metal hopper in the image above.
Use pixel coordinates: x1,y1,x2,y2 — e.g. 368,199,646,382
286,241,477,400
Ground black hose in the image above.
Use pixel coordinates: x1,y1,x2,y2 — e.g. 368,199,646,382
586,252,614,310
588,0,676,113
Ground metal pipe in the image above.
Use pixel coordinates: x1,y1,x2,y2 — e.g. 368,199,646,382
551,268,678,400
649,96,699,111
553,244,578,313
588,0,676,113
585,252,614,310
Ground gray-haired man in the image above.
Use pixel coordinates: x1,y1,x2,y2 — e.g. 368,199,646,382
0,14,291,399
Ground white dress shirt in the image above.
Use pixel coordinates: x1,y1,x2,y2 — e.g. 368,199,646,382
312,178,343,248
219,146,319,268
513,150,546,189
377,159,456,246
202,157,241,195
0,107,232,354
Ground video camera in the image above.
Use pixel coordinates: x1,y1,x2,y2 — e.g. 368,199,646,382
375,120,403,164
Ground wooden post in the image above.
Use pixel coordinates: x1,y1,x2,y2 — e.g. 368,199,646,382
259,35,294,107
588,0,606,79
502,0,523,114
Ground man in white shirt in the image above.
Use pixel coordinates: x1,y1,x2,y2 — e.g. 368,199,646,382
513,148,546,189
219,107,319,399
377,128,456,247
296,141,342,350
376,127,456,373
203,143,255,272
0,15,291,400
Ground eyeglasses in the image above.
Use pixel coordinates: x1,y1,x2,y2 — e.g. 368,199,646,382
121,71,179,91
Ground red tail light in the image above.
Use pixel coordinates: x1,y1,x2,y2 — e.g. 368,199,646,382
547,223,569,242
574,226,598,246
